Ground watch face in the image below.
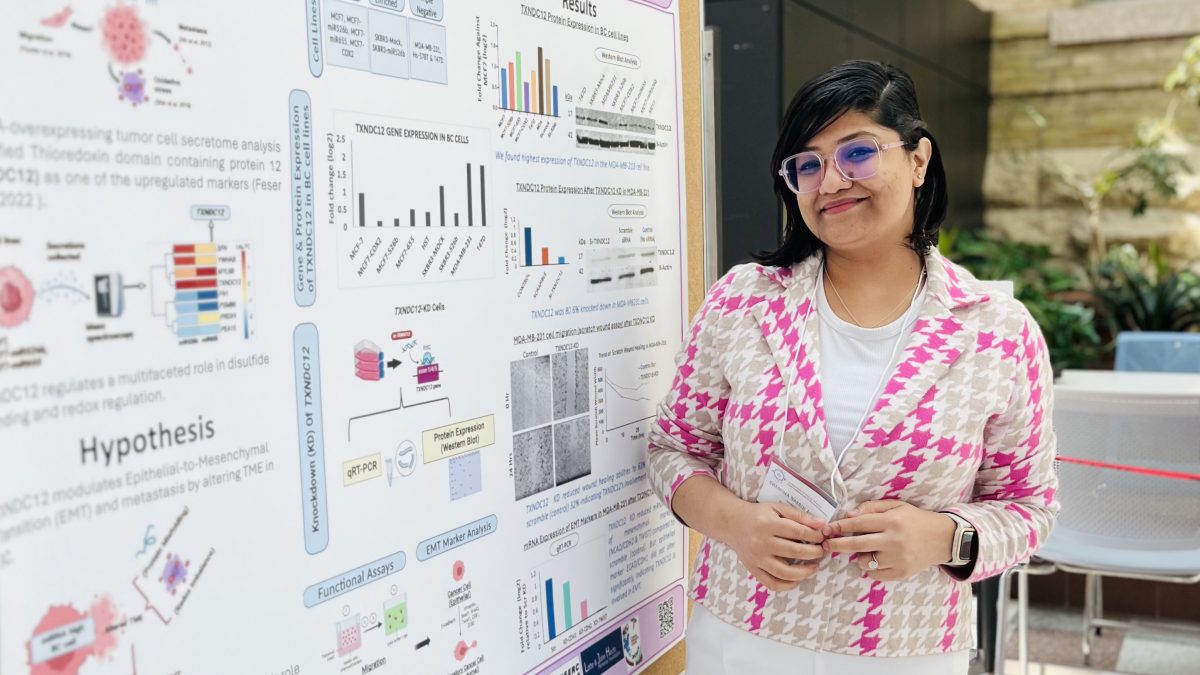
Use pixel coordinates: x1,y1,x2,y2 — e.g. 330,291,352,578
957,532,974,561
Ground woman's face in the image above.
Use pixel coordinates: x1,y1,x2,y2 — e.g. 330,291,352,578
793,110,931,257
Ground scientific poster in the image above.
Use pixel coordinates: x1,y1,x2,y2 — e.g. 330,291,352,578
0,0,689,672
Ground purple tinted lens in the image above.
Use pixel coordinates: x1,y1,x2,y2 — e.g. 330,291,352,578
784,153,822,192
834,140,880,180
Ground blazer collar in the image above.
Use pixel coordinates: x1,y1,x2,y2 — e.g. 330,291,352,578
751,248,992,491
776,248,990,310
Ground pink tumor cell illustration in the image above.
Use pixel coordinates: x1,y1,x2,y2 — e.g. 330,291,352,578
159,553,188,594
27,604,90,675
87,594,121,659
40,6,73,28
452,560,465,582
26,595,121,675
102,4,148,65
117,70,147,105
0,267,34,328
454,640,477,661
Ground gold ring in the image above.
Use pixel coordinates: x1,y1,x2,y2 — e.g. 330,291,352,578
868,552,880,570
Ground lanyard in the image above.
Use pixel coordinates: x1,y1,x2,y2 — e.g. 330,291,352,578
775,260,925,503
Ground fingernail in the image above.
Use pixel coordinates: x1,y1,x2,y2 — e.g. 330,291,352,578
848,509,860,517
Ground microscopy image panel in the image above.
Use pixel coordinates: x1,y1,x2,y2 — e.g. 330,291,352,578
511,355,552,432
513,425,554,500
552,348,589,420
553,416,592,486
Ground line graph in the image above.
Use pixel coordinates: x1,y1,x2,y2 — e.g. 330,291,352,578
604,377,653,431
595,355,668,434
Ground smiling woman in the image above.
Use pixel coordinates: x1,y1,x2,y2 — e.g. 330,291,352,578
646,60,1059,675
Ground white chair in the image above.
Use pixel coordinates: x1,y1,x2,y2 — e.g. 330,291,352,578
1008,378,1200,674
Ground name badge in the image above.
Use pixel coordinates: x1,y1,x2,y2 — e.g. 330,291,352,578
756,457,838,521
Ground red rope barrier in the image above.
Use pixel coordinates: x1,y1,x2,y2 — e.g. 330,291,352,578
1057,456,1200,482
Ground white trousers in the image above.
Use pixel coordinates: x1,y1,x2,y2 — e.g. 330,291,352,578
685,604,969,675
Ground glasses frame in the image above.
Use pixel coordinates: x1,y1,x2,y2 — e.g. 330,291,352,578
777,138,911,194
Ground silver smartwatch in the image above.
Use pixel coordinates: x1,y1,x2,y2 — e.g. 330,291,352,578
941,512,976,567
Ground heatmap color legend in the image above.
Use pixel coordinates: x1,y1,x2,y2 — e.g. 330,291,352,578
241,250,249,339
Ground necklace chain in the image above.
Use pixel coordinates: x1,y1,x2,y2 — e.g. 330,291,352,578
826,267,926,329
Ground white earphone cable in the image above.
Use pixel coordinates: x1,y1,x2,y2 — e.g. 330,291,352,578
774,259,926,506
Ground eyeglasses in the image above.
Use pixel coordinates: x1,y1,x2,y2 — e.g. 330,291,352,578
778,137,910,194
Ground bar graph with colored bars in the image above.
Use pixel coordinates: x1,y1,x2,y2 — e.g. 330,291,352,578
169,243,252,341
356,163,486,230
543,576,593,642
521,226,568,267
500,46,559,117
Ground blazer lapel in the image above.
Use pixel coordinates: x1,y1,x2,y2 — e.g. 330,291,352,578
750,255,835,477
838,251,987,482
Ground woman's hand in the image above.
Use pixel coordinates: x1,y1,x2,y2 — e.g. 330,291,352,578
721,501,828,592
822,500,956,581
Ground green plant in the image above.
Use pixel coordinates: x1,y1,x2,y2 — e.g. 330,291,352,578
1090,244,1200,334
1041,117,1190,267
942,229,1104,374
1010,40,1197,269
1164,35,1200,107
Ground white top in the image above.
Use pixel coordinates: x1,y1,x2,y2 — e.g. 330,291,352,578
816,273,927,455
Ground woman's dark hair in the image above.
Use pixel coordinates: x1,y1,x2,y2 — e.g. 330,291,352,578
755,60,947,267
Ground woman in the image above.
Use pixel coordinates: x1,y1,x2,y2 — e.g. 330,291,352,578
647,60,1058,674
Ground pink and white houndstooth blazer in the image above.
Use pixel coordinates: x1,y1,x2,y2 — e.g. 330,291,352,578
647,248,1059,657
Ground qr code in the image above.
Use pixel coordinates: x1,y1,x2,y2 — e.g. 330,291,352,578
656,597,675,638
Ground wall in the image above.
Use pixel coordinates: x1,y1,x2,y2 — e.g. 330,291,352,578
981,0,1200,262
705,0,786,271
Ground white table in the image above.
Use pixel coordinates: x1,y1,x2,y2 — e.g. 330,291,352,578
1056,369,1200,397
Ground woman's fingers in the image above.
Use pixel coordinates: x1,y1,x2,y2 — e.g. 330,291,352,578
751,565,801,591
728,501,835,591
849,500,906,517
825,532,888,554
854,551,893,571
768,515,825,544
769,502,828,531
865,568,905,582
825,512,891,537
771,538,824,562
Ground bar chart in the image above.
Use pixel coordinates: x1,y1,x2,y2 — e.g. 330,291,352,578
164,242,253,343
499,45,560,117
332,112,495,287
504,210,576,301
543,577,590,641
520,226,568,268
354,162,487,231
536,537,609,645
